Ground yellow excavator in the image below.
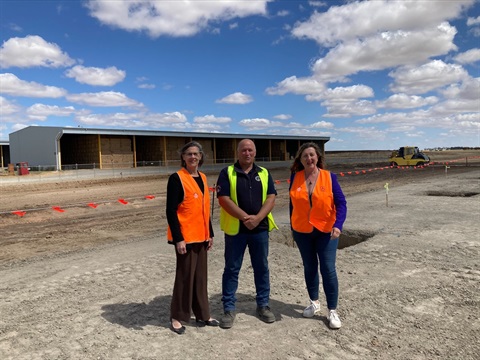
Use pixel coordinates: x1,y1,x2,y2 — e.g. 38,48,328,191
389,146,430,166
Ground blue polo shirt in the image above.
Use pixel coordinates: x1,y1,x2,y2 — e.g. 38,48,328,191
216,161,277,233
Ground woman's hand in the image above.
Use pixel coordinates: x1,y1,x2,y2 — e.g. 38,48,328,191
175,241,187,254
206,238,213,251
331,227,341,240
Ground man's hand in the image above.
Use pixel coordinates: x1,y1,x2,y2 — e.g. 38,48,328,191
242,215,260,230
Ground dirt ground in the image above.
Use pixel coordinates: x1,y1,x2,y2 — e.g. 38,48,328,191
0,151,479,360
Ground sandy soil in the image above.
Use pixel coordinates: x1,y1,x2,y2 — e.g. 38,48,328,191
0,154,479,360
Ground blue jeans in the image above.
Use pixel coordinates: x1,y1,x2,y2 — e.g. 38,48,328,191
292,228,339,309
222,231,270,311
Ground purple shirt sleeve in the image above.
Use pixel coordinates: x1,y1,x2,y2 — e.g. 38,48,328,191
331,172,347,231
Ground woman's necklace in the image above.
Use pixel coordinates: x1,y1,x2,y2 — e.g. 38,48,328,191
306,169,319,193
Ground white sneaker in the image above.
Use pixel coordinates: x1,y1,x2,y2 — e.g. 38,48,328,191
328,309,342,329
302,300,321,318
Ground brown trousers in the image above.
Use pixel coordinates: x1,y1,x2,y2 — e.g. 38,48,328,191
170,242,210,323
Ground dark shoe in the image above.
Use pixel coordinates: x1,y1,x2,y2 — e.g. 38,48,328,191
257,306,275,323
219,311,236,329
170,322,186,335
196,318,220,327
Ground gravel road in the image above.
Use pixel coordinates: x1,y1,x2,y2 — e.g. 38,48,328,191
0,163,479,360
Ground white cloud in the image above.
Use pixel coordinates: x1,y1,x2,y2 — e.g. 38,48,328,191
378,94,439,109
65,65,126,86
431,78,480,114
270,128,331,137
355,109,479,135
138,83,156,89
143,111,188,127
66,91,144,108
288,84,376,117
7,23,22,32
194,115,232,124
76,111,188,128
322,99,376,118
292,0,473,46
266,76,325,95
467,15,480,26
308,2,327,8
216,92,253,104
441,77,480,100
85,0,270,38
26,104,76,121
270,0,475,100
191,123,226,132
336,126,387,141
312,23,458,83
306,85,374,102
284,122,305,128
431,99,480,115
11,123,30,132
238,117,283,130
0,96,21,115
0,35,75,68
273,114,292,120
389,60,469,94
0,73,67,98
311,120,334,129
453,48,480,64
76,112,147,127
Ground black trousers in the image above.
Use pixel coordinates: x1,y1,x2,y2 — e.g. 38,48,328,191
170,242,210,323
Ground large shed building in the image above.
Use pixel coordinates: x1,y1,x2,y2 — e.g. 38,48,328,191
8,126,330,170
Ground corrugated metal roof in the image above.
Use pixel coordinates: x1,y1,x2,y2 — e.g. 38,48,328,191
55,126,330,141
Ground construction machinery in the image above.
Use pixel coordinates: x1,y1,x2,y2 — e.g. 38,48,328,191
389,146,430,166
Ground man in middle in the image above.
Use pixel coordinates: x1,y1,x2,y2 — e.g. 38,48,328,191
216,139,278,329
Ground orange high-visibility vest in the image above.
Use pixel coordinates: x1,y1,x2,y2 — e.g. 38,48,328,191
290,169,336,233
167,168,210,243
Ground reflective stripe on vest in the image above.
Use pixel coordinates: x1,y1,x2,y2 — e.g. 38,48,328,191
220,165,277,235
289,169,336,233
167,168,210,243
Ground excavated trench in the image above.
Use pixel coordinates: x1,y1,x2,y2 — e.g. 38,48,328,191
272,225,375,250
425,191,479,197
337,230,376,249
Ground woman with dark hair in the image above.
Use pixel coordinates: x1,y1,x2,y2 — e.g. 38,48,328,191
166,141,218,334
289,142,347,329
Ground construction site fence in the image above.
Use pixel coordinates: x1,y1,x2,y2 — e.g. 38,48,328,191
1,155,479,184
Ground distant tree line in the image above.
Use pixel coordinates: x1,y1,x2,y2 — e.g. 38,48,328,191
425,147,480,151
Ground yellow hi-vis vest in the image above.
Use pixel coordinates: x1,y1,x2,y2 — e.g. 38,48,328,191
220,165,278,236
167,168,210,243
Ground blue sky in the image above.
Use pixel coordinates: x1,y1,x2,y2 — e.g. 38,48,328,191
1,0,479,150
